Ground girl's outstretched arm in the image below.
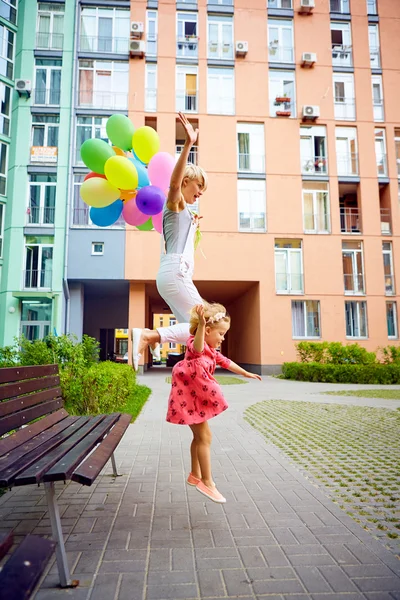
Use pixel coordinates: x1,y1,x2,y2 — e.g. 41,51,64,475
226,361,262,381
168,112,199,206
193,304,206,353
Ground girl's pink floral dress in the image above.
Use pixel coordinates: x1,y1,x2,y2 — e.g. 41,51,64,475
166,336,231,425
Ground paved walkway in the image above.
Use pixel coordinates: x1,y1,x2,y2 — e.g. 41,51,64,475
1,372,400,599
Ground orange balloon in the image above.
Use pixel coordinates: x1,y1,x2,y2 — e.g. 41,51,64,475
120,189,137,201
112,146,125,157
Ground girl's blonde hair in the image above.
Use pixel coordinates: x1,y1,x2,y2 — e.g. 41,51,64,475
182,164,208,192
189,301,230,335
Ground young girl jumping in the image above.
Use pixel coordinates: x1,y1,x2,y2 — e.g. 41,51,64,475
167,302,261,504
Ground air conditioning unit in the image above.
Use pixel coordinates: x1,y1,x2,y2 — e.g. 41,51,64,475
302,105,320,120
235,41,248,56
15,79,32,96
131,21,144,37
130,40,145,57
302,52,317,66
300,0,315,12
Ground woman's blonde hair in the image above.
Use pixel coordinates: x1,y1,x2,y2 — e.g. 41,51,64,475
189,301,230,335
182,164,208,192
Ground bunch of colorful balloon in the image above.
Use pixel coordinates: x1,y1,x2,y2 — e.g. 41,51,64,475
79,114,176,231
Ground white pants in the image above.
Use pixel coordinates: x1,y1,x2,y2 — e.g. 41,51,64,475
155,254,202,344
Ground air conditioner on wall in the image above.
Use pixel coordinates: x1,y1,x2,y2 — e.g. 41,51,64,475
235,41,248,56
131,22,144,36
300,0,315,12
302,105,320,120
302,52,317,66
130,40,145,57
15,79,32,96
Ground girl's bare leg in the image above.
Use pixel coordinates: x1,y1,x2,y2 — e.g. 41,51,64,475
189,438,202,480
189,422,213,488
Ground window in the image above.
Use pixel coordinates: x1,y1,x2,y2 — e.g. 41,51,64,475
0,202,3,257
0,0,17,26
367,0,377,15
395,128,400,177
0,81,11,136
269,70,295,117
177,12,198,59
24,236,54,289
375,128,387,176
75,115,109,164
0,141,7,196
267,0,292,8
300,126,328,175
331,22,352,68
386,302,398,339
145,64,157,112
345,301,367,338
302,182,330,233
21,299,52,341
80,7,130,54
383,242,395,295
268,19,294,64
207,15,233,61
176,66,198,113
169,342,177,350
368,24,380,69
207,67,234,115
0,24,14,79
372,75,384,122
34,59,62,106
31,115,59,164
78,60,129,110
28,175,56,226
237,180,266,232
146,10,157,57
37,3,64,50
292,301,320,338
330,0,350,13
170,317,176,326
342,240,364,294
333,74,355,120
335,127,358,176
275,239,303,294
92,242,104,255
237,123,265,173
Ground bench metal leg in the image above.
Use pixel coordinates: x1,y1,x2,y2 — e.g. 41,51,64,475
44,482,75,588
110,453,118,477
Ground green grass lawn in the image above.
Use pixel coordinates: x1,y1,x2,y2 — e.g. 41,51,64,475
165,375,247,385
324,389,400,400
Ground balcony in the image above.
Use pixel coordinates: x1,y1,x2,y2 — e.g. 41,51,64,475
176,144,198,165
78,90,128,111
334,98,355,120
377,154,387,177
30,146,58,164
176,91,198,113
36,32,64,51
330,0,350,13
370,47,381,69
26,206,55,226
344,273,364,295
301,155,328,176
332,44,353,68
208,41,234,61
79,36,129,54
33,88,61,106
276,273,304,294
24,269,52,290
72,207,125,228
337,153,359,177
177,37,198,59
272,96,294,117
145,88,157,112
268,44,294,63
380,208,392,235
340,207,361,233
238,153,265,174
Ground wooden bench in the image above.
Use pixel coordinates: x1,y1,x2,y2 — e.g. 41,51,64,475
0,364,131,588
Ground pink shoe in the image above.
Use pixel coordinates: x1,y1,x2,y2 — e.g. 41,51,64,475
196,481,226,504
187,473,201,486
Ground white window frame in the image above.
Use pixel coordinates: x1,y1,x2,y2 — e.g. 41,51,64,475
237,180,266,233
176,12,198,59
78,60,129,110
300,125,328,175
28,176,56,226
34,59,62,106
367,0,377,15
333,73,355,121
237,123,265,174
21,299,52,341
207,67,235,115
372,75,384,122
386,301,398,339
368,24,380,69
0,202,4,258
207,15,234,61
267,0,293,8
31,115,60,149
302,183,330,234
342,241,365,295
383,242,395,296
331,22,352,68
176,65,198,113
145,64,157,113
395,128,400,177
146,10,158,57
345,301,368,338
92,242,104,255
275,240,304,294
0,81,11,136
335,126,358,176
24,242,54,290
268,18,294,64
0,23,14,80
375,128,387,177
0,141,7,196
170,317,177,326
79,6,130,54
292,300,321,339
269,70,296,118
37,2,65,50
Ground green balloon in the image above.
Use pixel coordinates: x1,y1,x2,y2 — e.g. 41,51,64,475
136,218,153,231
80,139,115,174
106,114,135,151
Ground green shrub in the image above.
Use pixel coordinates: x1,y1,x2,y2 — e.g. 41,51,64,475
379,345,400,364
282,362,400,384
295,341,376,365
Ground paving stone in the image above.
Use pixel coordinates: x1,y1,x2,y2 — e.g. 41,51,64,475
117,572,146,600
171,548,195,571
197,568,225,597
252,577,305,594
344,543,383,565
246,566,296,581
355,577,400,592
343,564,396,578
260,545,290,567
89,573,119,600
294,566,332,593
311,595,365,600
317,565,359,592
146,583,198,599
72,550,102,574
147,570,196,585
282,544,328,557
238,546,267,568
222,568,254,596
288,553,336,567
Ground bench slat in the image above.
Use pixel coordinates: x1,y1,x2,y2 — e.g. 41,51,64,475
0,417,89,487
0,386,62,419
0,409,68,458
0,374,60,402
0,535,55,600
72,413,131,486
0,398,63,437
0,364,58,385
44,413,120,482
14,415,106,486
0,531,13,561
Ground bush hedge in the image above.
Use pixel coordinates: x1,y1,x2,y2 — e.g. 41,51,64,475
282,362,400,384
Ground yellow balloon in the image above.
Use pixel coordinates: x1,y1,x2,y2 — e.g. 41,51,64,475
132,126,160,164
104,155,138,190
80,177,120,208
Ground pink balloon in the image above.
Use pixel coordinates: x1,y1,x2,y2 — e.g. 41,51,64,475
122,197,149,226
152,209,163,234
148,152,175,191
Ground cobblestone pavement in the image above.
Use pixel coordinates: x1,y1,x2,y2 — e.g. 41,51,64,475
0,372,399,599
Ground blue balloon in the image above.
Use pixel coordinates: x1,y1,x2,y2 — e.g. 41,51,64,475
128,157,150,188
132,149,147,166
90,200,123,227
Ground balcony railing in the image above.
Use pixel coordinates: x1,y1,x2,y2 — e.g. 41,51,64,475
334,98,356,120
330,0,350,13
208,41,234,60
367,0,377,15
239,212,266,232
380,208,391,235
276,272,304,294
377,154,387,177
176,144,198,165
177,38,198,59
303,212,330,233
370,47,381,69
26,206,55,226
145,88,157,112
36,32,64,50
337,152,359,177
33,88,61,106
332,44,353,68
344,273,365,295
271,97,295,117
72,208,125,228
268,44,294,63
79,35,129,54
238,153,265,173
301,155,328,175
340,207,361,233
176,91,198,113
24,269,52,289
267,0,293,8
78,89,128,110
